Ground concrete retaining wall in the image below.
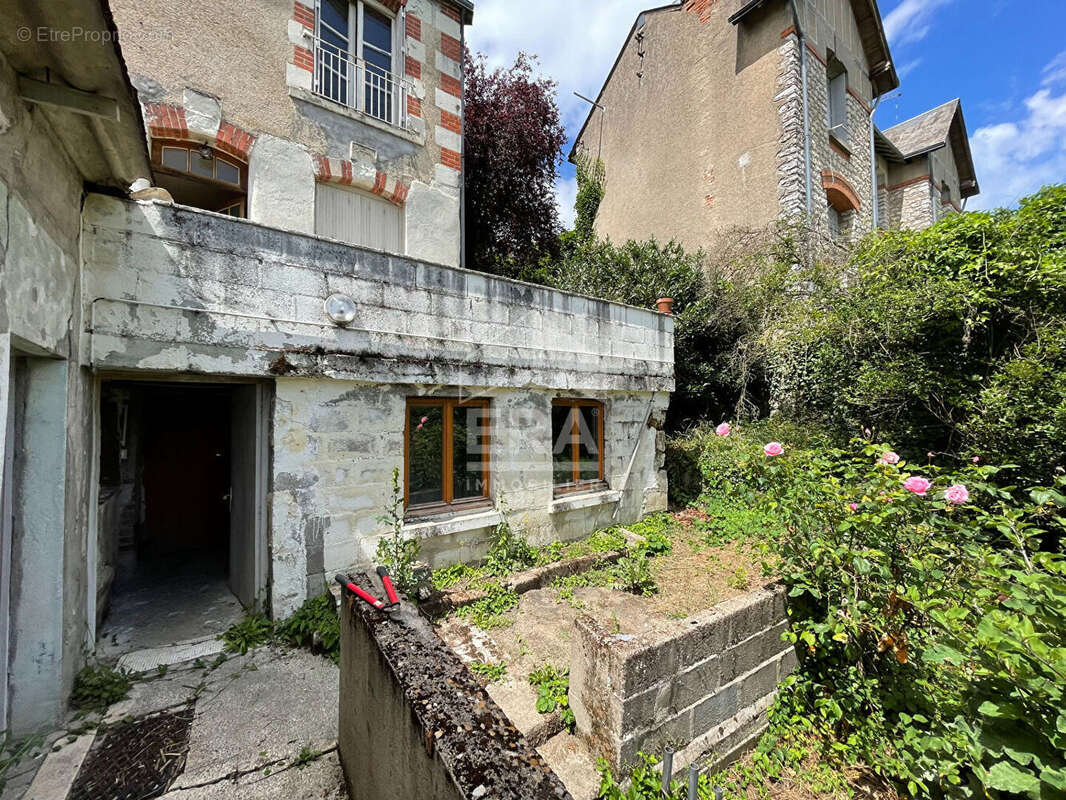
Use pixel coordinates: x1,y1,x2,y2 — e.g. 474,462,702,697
570,584,796,773
338,574,573,800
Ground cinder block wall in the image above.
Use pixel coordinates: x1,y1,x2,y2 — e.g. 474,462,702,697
570,584,796,773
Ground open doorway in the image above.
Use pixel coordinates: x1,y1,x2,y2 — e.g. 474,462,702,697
96,380,268,659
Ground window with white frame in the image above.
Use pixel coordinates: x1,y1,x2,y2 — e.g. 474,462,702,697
315,0,402,125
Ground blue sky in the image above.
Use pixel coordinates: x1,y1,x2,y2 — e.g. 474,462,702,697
466,0,1066,227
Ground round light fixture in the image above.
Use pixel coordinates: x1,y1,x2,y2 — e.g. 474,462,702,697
324,293,357,326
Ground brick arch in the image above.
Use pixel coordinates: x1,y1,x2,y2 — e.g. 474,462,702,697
822,170,862,212
312,156,410,206
143,103,255,162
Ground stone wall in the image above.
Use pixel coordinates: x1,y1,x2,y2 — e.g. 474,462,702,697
338,574,573,799
570,584,796,773
82,196,674,617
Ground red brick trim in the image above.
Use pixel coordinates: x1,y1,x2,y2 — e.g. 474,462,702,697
822,170,861,212
829,137,851,161
408,96,422,118
293,1,314,29
847,85,871,114
683,0,719,24
293,44,314,72
440,73,461,98
405,55,422,80
406,14,422,41
313,155,332,181
805,41,828,67
780,25,797,38
440,147,461,171
390,183,409,204
440,32,462,62
215,121,255,160
372,171,387,195
144,103,188,139
441,3,461,23
887,174,933,192
440,109,461,134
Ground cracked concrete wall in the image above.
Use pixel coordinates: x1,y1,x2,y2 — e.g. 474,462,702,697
81,195,674,619
0,52,94,734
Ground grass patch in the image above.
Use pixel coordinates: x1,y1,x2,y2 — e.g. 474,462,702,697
454,584,519,629
71,665,133,711
468,660,508,683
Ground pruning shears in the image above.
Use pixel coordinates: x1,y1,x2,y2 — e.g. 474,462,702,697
335,567,401,615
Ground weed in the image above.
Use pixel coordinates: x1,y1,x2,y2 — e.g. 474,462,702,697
613,552,658,596
454,584,518,629
291,744,325,770
468,661,508,683
219,614,273,655
0,733,43,792
375,467,421,594
528,664,575,731
156,664,168,678
536,540,566,565
727,566,750,590
639,530,673,556
432,562,482,590
483,500,537,576
276,592,339,663
71,665,133,711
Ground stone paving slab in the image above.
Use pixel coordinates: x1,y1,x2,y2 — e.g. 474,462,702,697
157,749,347,800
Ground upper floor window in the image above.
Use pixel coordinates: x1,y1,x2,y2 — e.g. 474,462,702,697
151,140,247,217
552,399,605,496
826,52,848,143
315,0,406,128
405,398,491,516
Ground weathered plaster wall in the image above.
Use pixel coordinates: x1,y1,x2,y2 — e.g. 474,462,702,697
82,196,674,617
0,50,94,734
109,0,464,265
585,2,790,251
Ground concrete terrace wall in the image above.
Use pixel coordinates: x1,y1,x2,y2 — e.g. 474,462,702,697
82,196,674,616
570,584,796,773
338,575,573,799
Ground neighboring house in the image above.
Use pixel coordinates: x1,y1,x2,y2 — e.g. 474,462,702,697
571,0,979,250
109,0,471,267
0,0,674,735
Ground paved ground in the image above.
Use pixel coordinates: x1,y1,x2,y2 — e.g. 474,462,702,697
4,646,346,800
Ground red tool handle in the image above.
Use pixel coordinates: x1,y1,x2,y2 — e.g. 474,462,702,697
335,574,384,610
376,566,400,606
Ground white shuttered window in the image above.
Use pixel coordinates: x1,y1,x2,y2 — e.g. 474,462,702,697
315,182,404,253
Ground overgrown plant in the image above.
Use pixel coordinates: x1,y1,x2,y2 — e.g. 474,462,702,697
483,497,537,577
528,664,575,731
612,551,657,596
71,665,133,711
276,592,340,664
468,661,508,683
220,613,274,655
375,467,421,595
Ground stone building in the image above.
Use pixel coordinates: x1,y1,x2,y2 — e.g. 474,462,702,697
571,0,979,249
0,0,673,734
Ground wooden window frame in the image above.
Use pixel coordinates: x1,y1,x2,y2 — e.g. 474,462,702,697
404,397,491,519
151,139,248,190
552,399,606,497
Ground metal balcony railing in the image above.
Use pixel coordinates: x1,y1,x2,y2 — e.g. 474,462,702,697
312,36,413,131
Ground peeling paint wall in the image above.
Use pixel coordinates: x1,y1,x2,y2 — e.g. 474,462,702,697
81,196,674,618
0,51,94,734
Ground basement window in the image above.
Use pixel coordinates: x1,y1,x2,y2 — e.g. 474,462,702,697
405,398,491,517
151,140,247,217
552,399,605,496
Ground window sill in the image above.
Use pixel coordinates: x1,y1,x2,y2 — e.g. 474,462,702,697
402,507,502,539
550,489,622,514
289,87,425,147
828,130,851,157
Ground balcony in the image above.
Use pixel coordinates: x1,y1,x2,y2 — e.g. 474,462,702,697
312,36,414,133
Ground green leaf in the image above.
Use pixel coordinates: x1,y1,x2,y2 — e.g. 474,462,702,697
985,761,1041,794
922,644,967,665
1040,767,1066,791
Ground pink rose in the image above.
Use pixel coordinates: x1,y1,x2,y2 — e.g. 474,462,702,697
416,423,423,431
945,484,970,504
927,452,935,459
715,422,732,437
421,416,429,424
904,476,933,497
763,442,784,457
849,502,859,512
972,456,980,464
877,451,900,466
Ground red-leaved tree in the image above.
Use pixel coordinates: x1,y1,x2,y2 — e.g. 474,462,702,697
463,50,567,278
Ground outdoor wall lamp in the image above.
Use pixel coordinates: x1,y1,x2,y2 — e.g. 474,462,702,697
324,293,357,326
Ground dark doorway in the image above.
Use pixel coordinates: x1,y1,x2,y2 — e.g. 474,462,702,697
97,381,266,660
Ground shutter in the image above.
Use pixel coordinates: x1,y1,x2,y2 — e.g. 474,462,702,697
314,182,405,253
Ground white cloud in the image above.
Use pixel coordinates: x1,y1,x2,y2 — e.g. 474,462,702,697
883,0,953,48
897,58,924,80
555,176,578,230
969,86,1066,211
1042,50,1066,87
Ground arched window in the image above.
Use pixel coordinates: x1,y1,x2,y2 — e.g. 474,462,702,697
151,140,248,217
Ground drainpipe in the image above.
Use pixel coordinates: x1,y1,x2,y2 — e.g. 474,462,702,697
459,20,467,269
788,0,812,217
869,94,882,231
